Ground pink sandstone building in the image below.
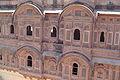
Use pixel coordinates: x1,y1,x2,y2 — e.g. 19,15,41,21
0,0,120,80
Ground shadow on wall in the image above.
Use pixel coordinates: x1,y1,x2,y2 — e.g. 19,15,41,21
0,76,3,80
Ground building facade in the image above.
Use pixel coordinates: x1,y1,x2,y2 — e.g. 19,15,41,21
0,0,120,80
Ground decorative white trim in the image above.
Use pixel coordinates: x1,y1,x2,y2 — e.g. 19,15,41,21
44,10,63,14
0,10,15,13
96,11,120,16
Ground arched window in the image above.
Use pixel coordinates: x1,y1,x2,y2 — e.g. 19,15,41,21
100,32,105,42
27,26,32,36
72,63,78,75
27,56,32,67
74,29,80,40
51,27,57,37
10,25,14,34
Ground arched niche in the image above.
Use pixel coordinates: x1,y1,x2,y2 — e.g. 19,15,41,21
13,3,43,27
57,52,92,80
13,3,42,17
59,4,94,21
12,3,43,40
14,46,42,73
58,4,94,46
15,46,42,60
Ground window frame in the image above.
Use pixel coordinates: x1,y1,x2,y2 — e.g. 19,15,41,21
107,32,113,45
59,28,64,40
83,31,90,43
65,29,71,41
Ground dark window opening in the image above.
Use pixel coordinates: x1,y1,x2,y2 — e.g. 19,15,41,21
10,25,14,34
0,26,1,33
74,29,80,40
27,56,32,67
72,63,78,75
51,27,57,37
0,55,2,60
100,32,105,42
27,26,32,36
